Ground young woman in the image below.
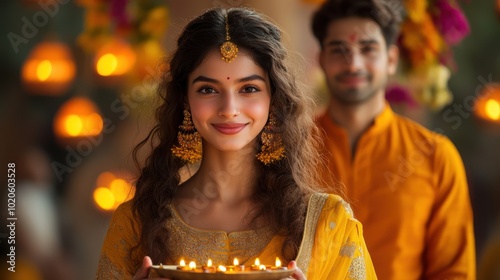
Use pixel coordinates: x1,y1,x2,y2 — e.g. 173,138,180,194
96,7,376,280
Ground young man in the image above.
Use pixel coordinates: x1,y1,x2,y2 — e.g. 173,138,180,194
311,0,476,279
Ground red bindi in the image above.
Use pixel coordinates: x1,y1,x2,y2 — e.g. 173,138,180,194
349,33,358,43
227,77,230,80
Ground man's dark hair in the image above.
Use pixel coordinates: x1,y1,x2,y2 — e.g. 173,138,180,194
311,0,402,47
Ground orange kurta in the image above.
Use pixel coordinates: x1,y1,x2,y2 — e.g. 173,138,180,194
317,104,475,280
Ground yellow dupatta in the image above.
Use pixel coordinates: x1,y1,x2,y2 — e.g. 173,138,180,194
296,193,377,279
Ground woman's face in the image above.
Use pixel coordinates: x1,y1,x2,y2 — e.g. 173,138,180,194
187,49,271,154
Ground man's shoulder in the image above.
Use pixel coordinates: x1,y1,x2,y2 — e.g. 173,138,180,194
391,113,451,145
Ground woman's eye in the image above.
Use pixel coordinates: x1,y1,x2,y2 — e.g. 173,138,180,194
199,87,217,94
241,86,259,93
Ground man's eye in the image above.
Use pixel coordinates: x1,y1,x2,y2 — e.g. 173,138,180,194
331,48,349,55
362,46,376,53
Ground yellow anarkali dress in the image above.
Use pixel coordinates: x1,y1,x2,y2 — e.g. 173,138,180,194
96,193,377,279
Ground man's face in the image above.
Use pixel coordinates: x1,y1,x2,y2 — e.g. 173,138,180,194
319,17,398,105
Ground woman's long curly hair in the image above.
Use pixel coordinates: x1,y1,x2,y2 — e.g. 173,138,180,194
132,7,328,265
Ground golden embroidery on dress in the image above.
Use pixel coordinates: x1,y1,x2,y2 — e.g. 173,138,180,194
295,193,329,275
339,199,354,217
96,253,125,279
339,241,357,258
166,204,276,265
347,256,367,280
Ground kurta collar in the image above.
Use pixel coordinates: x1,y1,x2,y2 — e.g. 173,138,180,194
368,102,394,135
319,102,394,137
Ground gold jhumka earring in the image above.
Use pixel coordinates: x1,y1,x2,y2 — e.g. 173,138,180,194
171,109,202,163
220,13,238,63
256,112,286,165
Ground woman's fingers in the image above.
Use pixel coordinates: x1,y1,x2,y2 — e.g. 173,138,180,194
132,256,153,280
287,260,306,280
132,256,170,280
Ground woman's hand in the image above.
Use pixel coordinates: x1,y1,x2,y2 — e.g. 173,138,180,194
286,261,306,280
132,256,170,280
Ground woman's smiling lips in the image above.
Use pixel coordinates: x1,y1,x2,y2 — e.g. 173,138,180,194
212,123,248,135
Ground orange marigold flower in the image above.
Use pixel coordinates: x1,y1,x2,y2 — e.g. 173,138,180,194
404,0,428,22
401,14,443,68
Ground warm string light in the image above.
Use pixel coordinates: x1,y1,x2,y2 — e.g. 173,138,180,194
94,39,136,77
474,84,500,124
485,100,500,120
53,97,103,140
93,171,135,211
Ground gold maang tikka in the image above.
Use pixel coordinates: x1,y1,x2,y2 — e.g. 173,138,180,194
220,13,238,63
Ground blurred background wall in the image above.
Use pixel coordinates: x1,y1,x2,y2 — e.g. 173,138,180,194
0,0,499,279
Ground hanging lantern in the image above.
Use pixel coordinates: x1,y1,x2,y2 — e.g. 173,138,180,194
53,97,104,141
94,39,136,77
93,171,135,211
474,83,500,124
21,41,76,96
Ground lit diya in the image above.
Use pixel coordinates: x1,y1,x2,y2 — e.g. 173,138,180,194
152,257,294,280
